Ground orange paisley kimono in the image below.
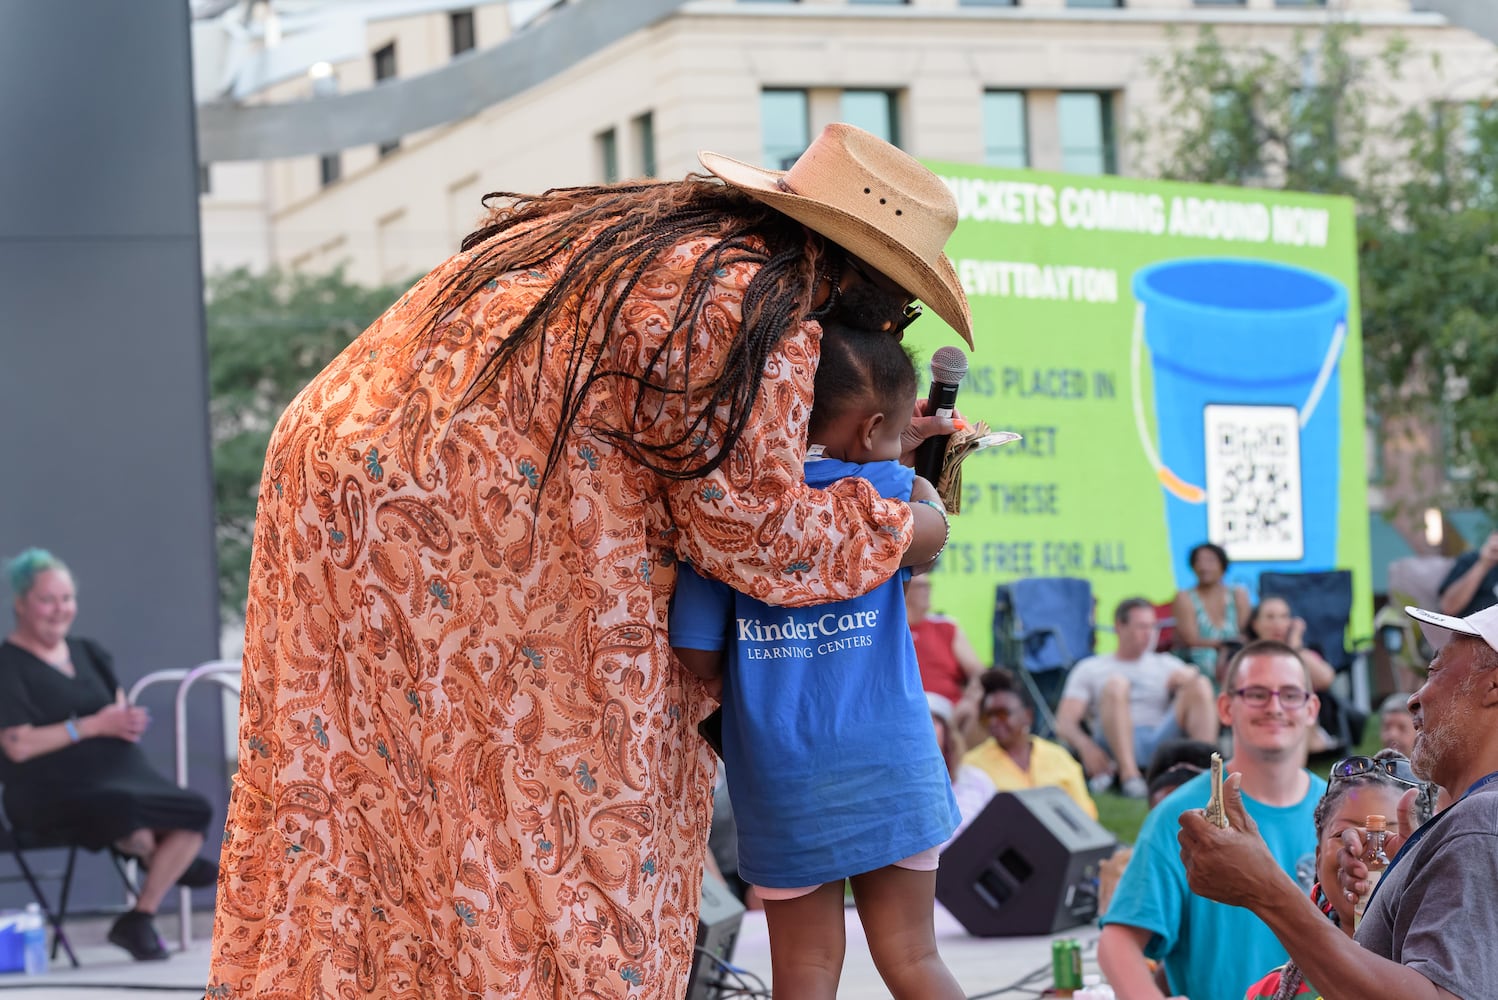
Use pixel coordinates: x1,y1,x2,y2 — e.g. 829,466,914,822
206,230,913,999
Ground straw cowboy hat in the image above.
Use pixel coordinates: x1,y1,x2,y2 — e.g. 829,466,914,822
699,123,974,347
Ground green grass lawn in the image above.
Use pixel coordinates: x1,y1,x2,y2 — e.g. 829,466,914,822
1093,722,1386,846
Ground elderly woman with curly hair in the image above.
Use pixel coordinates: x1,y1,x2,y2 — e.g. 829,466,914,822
1242,749,1432,999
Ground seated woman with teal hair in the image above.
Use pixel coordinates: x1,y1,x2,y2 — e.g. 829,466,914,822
0,549,218,962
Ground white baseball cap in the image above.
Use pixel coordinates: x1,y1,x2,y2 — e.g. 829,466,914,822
1405,603,1498,653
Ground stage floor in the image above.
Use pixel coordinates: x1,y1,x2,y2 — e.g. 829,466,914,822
0,905,1101,998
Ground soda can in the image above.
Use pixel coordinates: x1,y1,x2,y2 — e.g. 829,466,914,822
1051,937,1083,993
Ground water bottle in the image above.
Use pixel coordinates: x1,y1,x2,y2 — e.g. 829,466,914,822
20,904,47,976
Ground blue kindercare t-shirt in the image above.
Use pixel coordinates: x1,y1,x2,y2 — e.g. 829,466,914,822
1100,769,1324,1000
669,457,958,888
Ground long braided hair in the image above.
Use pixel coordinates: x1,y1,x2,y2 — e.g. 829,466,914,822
1270,748,1431,1000
412,178,834,492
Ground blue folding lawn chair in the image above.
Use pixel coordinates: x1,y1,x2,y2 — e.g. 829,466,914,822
993,577,1097,739
1259,569,1370,753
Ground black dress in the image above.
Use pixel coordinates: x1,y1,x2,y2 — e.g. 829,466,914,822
0,638,211,851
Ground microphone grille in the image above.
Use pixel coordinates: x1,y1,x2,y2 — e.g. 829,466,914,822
929,345,968,385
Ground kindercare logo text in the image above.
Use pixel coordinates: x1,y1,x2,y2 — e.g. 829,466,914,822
735,609,880,659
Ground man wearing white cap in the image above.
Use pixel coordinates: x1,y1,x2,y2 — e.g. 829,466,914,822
1177,603,1498,1000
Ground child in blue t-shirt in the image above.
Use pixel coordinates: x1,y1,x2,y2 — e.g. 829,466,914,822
670,322,964,1000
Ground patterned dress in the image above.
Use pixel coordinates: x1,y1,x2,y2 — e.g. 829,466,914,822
1186,587,1241,677
206,229,913,999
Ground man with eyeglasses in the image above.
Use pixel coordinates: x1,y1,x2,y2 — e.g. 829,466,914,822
1179,603,1498,1000
1099,640,1324,1000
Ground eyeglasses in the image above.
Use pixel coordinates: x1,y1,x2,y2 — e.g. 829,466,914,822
1231,685,1311,709
845,256,924,333
983,707,1014,722
1331,754,1421,788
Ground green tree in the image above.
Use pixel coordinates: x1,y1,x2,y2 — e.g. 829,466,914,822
1134,25,1498,518
206,267,408,622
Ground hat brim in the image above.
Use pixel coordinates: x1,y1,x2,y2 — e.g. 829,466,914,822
699,150,974,348
1405,605,1480,638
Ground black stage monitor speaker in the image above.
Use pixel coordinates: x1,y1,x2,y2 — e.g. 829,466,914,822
938,786,1118,937
686,868,747,1000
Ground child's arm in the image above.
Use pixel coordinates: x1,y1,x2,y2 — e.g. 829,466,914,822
673,645,724,681
669,562,731,681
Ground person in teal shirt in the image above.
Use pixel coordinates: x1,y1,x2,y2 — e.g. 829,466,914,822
1100,641,1325,1000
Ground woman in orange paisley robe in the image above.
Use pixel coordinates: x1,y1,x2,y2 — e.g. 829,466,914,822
207,124,973,999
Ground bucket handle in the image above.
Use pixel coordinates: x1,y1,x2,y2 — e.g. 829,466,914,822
1130,301,1346,505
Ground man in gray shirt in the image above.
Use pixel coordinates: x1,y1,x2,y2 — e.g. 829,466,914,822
1055,598,1218,799
1177,602,1498,1000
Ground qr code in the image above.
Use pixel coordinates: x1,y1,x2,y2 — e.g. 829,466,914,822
1203,404,1304,562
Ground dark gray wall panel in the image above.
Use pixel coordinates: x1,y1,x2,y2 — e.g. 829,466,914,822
0,0,223,913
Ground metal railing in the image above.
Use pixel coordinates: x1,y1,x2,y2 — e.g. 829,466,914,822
127,659,242,951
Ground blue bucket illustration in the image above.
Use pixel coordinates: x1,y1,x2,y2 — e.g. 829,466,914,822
1131,258,1349,591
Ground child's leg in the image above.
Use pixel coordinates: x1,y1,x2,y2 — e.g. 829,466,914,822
760,881,848,1000
849,862,965,1000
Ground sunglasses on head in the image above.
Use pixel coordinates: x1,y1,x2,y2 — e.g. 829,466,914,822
844,257,924,333
1330,754,1421,788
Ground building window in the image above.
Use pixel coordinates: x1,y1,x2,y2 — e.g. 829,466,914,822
197,163,212,195
633,112,657,178
849,0,908,4
450,10,476,56
1058,92,1117,175
959,0,1018,6
597,127,619,184
373,43,400,157
1289,87,1338,180
320,153,341,187
982,91,1028,168
373,43,397,82
1066,0,1122,6
761,89,810,169
841,90,900,147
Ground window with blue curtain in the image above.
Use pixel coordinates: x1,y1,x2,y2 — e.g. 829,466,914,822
983,91,1029,168
841,90,900,147
1058,92,1117,175
762,89,810,168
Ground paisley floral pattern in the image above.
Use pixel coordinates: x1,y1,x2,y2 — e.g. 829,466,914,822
207,229,914,998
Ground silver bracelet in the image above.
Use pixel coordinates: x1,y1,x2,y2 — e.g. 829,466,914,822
912,498,950,563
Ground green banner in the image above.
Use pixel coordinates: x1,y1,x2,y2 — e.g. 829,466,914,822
910,162,1372,663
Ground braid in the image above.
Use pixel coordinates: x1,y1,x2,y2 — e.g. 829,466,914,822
1271,963,1307,1000
413,179,827,494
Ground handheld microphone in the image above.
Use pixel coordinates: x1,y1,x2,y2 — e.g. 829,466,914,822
912,345,968,485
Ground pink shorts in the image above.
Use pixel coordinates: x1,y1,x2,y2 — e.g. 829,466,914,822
753,846,942,901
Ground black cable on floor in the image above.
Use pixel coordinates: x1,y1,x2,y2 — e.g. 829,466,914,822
694,944,773,999
964,958,1052,1000
0,983,203,992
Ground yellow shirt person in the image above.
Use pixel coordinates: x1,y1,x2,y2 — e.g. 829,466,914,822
963,734,1098,819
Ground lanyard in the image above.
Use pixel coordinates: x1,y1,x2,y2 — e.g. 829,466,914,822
1362,770,1498,912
